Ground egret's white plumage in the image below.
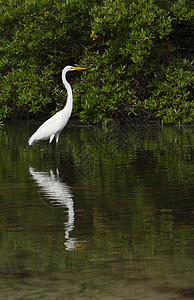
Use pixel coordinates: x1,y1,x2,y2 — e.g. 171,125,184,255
28,65,86,148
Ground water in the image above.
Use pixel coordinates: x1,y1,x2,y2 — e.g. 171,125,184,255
0,121,194,299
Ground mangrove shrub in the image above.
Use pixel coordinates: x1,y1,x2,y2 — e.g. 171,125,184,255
0,0,193,123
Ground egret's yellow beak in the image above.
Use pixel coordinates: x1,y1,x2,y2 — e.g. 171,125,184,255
72,67,87,70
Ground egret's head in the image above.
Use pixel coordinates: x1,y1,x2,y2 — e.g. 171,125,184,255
63,66,86,74
71,66,87,71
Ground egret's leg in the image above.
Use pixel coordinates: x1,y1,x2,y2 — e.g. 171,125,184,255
46,143,51,157
56,134,59,160
46,134,55,157
49,134,55,144
56,134,59,147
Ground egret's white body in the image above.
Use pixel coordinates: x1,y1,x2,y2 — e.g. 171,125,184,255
28,66,86,148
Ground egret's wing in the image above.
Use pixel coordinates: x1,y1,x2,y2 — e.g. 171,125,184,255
29,112,62,144
36,111,61,132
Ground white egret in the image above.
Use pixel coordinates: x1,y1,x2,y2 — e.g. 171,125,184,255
28,66,86,153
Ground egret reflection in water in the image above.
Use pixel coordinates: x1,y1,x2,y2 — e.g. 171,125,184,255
29,166,76,250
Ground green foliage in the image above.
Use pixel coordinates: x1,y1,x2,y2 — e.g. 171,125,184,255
0,0,193,123
74,0,193,124
147,58,194,123
73,52,138,123
90,0,173,64
0,0,92,118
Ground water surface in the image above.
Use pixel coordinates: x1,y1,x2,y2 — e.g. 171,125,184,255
0,121,194,299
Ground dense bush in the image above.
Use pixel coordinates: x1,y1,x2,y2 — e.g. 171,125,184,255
0,0,91,117
75,0,194,124
0,0,193,123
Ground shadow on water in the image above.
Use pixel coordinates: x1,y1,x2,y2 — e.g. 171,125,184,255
0,120,194,299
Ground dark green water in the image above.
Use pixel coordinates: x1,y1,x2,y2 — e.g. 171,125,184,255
0,121,194,299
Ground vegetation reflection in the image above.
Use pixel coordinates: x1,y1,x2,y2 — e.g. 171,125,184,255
0,122,193,291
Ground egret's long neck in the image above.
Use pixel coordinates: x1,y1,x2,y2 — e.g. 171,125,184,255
62,71,73,112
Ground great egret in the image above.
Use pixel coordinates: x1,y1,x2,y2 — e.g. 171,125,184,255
28,66,86,152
